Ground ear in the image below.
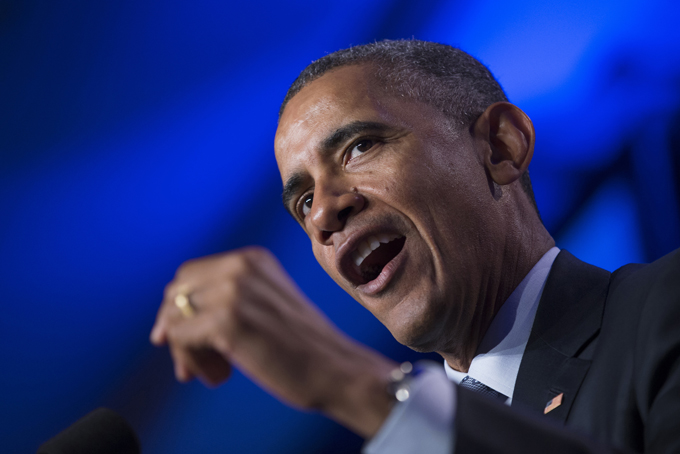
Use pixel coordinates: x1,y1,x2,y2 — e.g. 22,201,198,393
473,102,535,186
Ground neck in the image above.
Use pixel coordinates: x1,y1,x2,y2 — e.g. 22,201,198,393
438,222,555,373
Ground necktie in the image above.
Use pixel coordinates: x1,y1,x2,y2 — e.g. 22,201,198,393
459,376,508,403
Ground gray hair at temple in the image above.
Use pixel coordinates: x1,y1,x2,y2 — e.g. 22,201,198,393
279,39,539,216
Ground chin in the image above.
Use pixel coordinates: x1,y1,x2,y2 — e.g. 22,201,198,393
385,305,448,353
393,329,443,353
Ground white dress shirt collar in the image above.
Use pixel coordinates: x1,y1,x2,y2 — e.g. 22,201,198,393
444,247,560,404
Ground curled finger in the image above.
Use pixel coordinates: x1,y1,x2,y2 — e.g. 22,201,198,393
151,284,198,345
166,313,234,386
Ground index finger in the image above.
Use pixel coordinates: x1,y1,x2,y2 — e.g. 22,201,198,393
150,282,191,345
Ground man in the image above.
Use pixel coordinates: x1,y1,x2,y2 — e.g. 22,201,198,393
150,40,680,453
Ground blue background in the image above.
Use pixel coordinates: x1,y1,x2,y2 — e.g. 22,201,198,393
2,0,680,452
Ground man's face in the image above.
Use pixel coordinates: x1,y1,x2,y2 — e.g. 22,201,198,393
275,65,500,352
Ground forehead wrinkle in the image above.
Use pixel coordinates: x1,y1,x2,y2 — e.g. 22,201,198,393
281,93,338,141
275,93,338,173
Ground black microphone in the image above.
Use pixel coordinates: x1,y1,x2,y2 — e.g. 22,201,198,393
36,408,140,454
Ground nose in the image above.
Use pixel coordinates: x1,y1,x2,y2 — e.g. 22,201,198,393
309,186,365,245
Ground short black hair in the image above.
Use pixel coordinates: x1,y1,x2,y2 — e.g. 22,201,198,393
280,39,539,216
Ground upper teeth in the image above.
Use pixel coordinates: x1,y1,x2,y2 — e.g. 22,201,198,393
352,234,401,267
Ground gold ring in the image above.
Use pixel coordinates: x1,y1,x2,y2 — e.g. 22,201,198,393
174,292,195,318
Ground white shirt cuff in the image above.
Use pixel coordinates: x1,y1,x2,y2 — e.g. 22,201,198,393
363,364,455,454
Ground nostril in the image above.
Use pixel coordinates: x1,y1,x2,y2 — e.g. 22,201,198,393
320,230,332,242
338,206,353,222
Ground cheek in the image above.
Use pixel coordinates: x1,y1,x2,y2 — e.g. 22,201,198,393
381,155,446,211
311,244,338,280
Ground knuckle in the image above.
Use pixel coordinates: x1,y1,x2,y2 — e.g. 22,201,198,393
242,245,270,260
230,253,256,275
231,272,252,294
174,260,193,278
175,255,207,279
239,246,273,268
163,281,178,298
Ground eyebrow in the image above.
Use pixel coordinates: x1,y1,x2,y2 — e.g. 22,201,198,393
281,120,392,217
320,120,391,152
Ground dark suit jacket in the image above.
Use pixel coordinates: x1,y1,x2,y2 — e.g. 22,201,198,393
455,249,680,453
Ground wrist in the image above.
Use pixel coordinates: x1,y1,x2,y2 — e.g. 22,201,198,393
321,341,397,438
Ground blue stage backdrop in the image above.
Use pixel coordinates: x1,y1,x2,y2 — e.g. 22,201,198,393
1,1,679,452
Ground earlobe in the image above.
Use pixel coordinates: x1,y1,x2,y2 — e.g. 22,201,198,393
474,102,535,186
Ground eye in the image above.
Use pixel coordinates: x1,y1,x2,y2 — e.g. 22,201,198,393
300,195,313,218
347,139,376,161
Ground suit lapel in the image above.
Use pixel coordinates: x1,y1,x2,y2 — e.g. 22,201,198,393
512,251,611,424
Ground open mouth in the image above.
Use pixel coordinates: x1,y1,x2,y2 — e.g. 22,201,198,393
351,234,406,284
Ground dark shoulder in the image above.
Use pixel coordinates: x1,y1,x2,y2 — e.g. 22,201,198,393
607,248,680,413
608,248,680,303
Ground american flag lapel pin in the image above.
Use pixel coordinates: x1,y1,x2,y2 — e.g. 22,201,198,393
544,393,564,414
